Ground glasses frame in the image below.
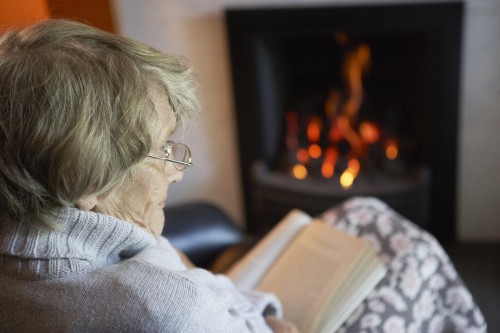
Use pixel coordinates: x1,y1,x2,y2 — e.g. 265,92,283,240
146,140,193,170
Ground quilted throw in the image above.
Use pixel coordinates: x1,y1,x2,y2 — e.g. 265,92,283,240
318,197,487,333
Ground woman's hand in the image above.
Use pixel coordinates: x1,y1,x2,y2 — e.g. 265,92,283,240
265,316,301,333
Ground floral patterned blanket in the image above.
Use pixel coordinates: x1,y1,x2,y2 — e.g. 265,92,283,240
318,197,487,333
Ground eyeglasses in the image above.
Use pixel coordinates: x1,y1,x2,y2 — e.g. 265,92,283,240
146,140,193,171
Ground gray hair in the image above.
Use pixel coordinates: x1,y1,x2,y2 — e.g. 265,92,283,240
0,19,199,227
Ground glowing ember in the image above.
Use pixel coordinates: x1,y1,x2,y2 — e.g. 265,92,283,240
308,144,322,159
321,162,335,178
340,170,355,189
292,164,308,180
359,121,380,144
321,147,338,178
340,158,360,189
296,148,310,164
307,116,322,143
328,123,343,143
347,158,361,174
385,140,399,160
324,146,339,160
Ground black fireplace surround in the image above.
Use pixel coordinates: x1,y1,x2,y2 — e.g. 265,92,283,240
225,2,463,241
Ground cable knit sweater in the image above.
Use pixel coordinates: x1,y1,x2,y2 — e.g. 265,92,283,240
0,207,281,332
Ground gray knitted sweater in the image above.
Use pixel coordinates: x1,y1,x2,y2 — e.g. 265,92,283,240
0,207,280,332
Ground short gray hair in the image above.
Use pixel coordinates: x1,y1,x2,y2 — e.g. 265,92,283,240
0,19,199,227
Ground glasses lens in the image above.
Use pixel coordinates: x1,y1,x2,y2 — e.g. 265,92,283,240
172,143,191,170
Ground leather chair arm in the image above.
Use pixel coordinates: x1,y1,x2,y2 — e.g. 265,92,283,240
162,202,244,269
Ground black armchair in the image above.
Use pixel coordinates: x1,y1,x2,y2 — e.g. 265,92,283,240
162,202,255,271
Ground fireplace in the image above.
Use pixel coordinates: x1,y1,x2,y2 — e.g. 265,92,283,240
226,2,463,241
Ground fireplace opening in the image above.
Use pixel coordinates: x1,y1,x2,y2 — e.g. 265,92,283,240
226,2,463,241
275,33,428,183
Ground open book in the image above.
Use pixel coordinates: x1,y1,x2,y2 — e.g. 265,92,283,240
227,209,386,333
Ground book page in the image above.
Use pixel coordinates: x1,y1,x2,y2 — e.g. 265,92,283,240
227,209,311,290
255,221,370,332
316,254,386,333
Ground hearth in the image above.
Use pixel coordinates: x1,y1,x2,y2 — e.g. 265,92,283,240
226,2,463,241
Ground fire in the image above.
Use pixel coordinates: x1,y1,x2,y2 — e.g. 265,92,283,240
292,164,308,180
322,162,335,179
307,116,322,143
340,171,355,189
385,139,399,160
283,37,402,190
337,115,364,157
308,144,322,159
347,158,361,174
343,44,370,120
321,147,339,178
328,123,342,143
296,148,310,164
340,158,360,189
338,43,371,158
360,121,380,144
324,89,341,119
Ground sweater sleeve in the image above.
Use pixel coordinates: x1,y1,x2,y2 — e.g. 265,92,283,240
134,237,278,333
154,235,283,317
176,268,275,333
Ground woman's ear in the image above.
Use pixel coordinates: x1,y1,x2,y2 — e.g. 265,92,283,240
75,195,98,211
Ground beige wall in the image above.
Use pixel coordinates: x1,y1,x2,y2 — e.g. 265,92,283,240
112,0,500,242
458,0,500,241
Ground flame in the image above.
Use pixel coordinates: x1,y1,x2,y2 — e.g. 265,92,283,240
321,147,339,178
325,89,341,119
328,123,342,143
385,140,399,160
307,116,322,143
337,43,371,158
340,158,360,189
342,44,371,120
296,148,310,164
359,121,380,144
292,164,308,180
337,115,364,156
322,163,335,179
308,144,322,159
340,171,355,189
307,116,323,159
347,158,361,174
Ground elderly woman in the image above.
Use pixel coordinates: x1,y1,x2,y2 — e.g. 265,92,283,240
0,19,487,333
0,19,291,332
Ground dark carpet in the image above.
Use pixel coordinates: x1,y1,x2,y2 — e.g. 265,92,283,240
444,242,500,332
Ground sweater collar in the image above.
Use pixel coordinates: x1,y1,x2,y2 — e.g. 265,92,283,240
0,207,156,279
